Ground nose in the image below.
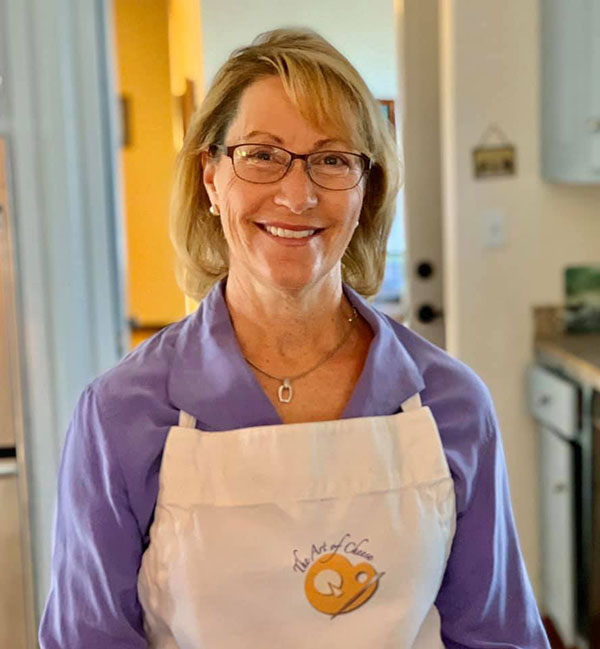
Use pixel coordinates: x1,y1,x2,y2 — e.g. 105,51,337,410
273,158,318,214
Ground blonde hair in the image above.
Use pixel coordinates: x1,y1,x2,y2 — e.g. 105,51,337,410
170,28,402,301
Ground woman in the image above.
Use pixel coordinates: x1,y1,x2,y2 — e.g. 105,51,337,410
39,28,550,648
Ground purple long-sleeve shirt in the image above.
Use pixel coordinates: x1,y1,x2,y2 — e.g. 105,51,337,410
39,278,550,648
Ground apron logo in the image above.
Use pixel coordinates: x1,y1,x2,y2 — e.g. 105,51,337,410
292,533,384,618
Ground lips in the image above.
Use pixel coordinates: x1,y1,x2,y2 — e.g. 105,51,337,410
256,221,325,231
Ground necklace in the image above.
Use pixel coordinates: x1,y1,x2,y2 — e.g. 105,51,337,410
244,305,359,404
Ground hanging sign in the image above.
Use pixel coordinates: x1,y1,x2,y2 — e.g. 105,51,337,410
472,123,516,179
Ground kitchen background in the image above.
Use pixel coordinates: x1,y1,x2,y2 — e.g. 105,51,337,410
0,0,599,647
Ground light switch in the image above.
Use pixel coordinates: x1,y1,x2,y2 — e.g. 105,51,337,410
482,209,507,248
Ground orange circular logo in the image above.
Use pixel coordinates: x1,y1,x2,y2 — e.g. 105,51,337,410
304,553,382,617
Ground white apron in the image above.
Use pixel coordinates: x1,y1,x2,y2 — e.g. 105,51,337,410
137,392,457,648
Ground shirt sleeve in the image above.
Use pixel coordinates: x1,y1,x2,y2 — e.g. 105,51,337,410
435,407,551,649
38,384,148,648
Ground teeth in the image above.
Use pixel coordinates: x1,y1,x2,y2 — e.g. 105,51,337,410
264,225,316,239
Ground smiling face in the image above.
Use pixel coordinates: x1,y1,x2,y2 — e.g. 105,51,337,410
203,76,366,295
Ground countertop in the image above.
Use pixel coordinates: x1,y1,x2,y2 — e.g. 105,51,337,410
534,333,600,390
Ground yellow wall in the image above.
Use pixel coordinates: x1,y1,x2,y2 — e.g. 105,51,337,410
169,0,204,151
169,0,204,315
168,0,204,100
113,0,186,331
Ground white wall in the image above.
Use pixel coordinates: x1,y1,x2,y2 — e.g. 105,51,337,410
440,0,600,598
201,0,397,100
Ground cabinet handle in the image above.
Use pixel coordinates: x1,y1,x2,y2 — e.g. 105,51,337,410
0,460,17,477
588,118,600,133
536,394,552,406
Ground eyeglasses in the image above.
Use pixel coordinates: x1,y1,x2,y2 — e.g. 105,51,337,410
211,143,372,191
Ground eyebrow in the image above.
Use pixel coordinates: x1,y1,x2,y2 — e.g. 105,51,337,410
240,131,346,150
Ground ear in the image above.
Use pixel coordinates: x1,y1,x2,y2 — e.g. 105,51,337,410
202,150,219,206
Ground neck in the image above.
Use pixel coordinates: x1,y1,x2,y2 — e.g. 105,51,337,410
224,270,353,369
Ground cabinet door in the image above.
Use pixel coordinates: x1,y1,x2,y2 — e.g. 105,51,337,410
541,0,600,183
540,426,576,646
0,463,27,649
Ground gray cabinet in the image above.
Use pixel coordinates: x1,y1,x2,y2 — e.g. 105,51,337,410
539,424,576,645
541,0,600,183
527,364,580,646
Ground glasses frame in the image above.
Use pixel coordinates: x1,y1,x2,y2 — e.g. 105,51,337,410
211,143,372,191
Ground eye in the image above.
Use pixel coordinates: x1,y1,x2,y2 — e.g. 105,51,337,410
239,146,287,165
311,152,352,168
253,150,274,161
327,154,349,166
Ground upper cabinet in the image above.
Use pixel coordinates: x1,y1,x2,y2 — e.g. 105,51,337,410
541,0,600,183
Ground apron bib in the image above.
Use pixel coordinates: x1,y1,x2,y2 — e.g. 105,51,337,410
138,393,456,648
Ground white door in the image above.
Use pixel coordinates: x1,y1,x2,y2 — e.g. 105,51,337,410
397,0,445,349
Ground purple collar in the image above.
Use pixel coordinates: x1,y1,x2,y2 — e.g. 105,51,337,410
167,278,425,430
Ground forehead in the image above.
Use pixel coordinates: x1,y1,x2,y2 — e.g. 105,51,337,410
226,76,358,149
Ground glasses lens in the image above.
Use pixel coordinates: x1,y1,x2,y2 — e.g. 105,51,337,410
230,145,368,189
307,151,366,190
232,145,290,183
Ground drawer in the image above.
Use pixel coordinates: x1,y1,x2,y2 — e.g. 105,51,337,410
527,365,580,439
0,460,27,649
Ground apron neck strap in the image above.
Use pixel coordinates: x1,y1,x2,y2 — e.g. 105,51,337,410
178,410,197,429
400,392,422,412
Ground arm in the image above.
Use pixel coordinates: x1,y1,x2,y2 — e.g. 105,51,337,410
435,409,551,649
39,385,148,648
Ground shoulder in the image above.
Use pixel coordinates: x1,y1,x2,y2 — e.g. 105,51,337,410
383,314,494,432
89,316,192,426
382,314,497,513
70,316,194,538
